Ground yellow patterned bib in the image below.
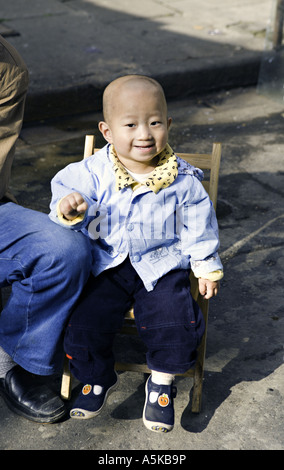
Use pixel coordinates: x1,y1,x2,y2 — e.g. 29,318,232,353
110,144,178,193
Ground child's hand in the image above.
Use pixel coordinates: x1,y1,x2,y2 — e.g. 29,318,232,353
198,278,219,299
59,192,88,220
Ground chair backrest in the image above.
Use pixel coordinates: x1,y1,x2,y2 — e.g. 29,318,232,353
83,135,221,210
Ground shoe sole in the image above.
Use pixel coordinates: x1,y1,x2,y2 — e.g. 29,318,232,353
70,376,119,420
142,379,174,433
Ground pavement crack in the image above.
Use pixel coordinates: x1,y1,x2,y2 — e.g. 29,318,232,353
220,214,284,262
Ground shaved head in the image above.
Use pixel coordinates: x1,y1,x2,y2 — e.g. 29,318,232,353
98,74,172,173
102,75,167,124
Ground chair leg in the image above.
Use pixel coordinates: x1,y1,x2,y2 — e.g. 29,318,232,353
61,356,72,400
191,332,206,413
191,297,209,413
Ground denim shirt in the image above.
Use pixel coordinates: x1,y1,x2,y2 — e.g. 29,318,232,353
49,144,223,291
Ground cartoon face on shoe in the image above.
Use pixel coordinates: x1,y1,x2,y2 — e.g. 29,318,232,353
158,393,170,407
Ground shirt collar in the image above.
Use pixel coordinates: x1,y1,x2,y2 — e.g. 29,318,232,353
109,143,178,193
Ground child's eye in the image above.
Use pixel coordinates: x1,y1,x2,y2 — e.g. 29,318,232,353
151,121,161,126
126,123,135,128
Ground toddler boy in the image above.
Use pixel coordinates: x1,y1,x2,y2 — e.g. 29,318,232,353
49,75,223,432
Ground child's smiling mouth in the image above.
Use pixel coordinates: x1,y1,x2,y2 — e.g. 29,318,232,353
134,144,155,151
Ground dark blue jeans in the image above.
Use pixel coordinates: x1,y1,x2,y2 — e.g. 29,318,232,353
0,203,92,375
64,257,205,385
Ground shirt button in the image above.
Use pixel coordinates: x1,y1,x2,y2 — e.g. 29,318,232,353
127,223,134,231
132,254,141,262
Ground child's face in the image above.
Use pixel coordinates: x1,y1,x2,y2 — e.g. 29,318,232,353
99,83,171,173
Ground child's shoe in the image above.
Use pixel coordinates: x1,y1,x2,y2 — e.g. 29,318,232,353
143,375,177,433
70,372,118,419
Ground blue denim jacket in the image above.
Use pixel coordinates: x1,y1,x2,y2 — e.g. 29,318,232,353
49,144,223,291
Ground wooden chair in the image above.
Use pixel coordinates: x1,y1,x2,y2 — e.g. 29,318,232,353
61,136,222,413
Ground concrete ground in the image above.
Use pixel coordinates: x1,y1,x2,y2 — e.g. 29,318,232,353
1,85,283,451
0,0,283,453
0,0,278,120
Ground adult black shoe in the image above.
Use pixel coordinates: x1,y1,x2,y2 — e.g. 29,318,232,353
0,365,66,423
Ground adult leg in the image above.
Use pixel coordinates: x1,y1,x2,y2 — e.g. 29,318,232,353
0,203,92,375
0,203,92,422
0,35,29,202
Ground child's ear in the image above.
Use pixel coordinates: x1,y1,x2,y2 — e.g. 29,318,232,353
99,121,113,143
167,117,172,129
